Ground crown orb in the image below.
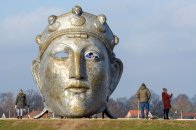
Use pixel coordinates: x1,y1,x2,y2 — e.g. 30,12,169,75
72,6,83,16
35,35,42,45
97,14,107,25
114,35,119,45
48,15,57,25
70,16,86,26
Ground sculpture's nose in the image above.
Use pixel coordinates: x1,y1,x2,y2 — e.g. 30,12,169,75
69,52,86,80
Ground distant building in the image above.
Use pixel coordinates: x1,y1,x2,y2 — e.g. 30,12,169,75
182,112,196,119
172,111,196,119
125,110,153,119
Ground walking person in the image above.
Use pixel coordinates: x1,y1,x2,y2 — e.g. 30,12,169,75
162,88,173,119
15,89,27,119
136,83,151,119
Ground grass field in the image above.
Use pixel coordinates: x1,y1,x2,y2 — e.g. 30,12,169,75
0,119,196,130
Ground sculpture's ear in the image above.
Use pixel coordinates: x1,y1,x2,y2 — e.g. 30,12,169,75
32,60,50,113
108,58,123,97
32,59,41,90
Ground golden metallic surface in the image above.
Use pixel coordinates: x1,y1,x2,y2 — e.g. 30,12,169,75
32,6,123,118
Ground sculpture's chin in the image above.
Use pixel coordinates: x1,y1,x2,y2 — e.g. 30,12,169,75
45,95,107,117
43,89,107,117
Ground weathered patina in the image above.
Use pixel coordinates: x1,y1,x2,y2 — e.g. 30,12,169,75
32,6,123,118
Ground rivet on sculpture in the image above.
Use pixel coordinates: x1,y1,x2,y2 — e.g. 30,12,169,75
32,6,123,118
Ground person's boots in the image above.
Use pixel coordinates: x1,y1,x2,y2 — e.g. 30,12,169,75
20,116,22,119
17,116,19,119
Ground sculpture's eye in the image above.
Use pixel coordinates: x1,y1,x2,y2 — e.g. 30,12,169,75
54,51,69,60
85,51,100,60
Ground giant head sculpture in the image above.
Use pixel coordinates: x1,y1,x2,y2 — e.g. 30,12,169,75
32,6,123,118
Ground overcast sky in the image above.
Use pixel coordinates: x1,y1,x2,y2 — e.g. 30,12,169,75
0,0,196,99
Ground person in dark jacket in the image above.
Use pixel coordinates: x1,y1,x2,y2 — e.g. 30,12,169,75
162,88,173,119
136,83,151,119
15,89,27,119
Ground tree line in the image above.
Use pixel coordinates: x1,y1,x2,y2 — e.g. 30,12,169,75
0,89,195,118
107,91,196,118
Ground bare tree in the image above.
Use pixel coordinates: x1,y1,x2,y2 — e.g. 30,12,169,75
25,89,44,112
191,94,196,112
173,94,193,113
107,97,129,118
0,92,15,118
150,91,163,117
128,94,138,110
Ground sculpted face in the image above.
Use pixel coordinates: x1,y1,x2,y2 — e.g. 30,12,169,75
39,35,111,117
32,6,123,118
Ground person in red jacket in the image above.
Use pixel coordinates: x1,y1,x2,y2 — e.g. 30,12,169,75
162,88,173,119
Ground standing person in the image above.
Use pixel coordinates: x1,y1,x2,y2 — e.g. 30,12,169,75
162,88,173,119
136,83,151,119
15,89,27,119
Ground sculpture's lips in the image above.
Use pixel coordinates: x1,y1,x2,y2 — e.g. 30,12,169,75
64,84,89,93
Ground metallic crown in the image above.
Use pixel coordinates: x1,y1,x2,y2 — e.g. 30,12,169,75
36,6,119,59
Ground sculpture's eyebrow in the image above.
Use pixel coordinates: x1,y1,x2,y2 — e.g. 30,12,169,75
51,43,70,53
85,45,102,53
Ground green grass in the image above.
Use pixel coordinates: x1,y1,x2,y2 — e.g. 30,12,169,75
0,119,196,130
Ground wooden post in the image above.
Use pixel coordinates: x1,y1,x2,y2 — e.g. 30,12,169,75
138,101,140,119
